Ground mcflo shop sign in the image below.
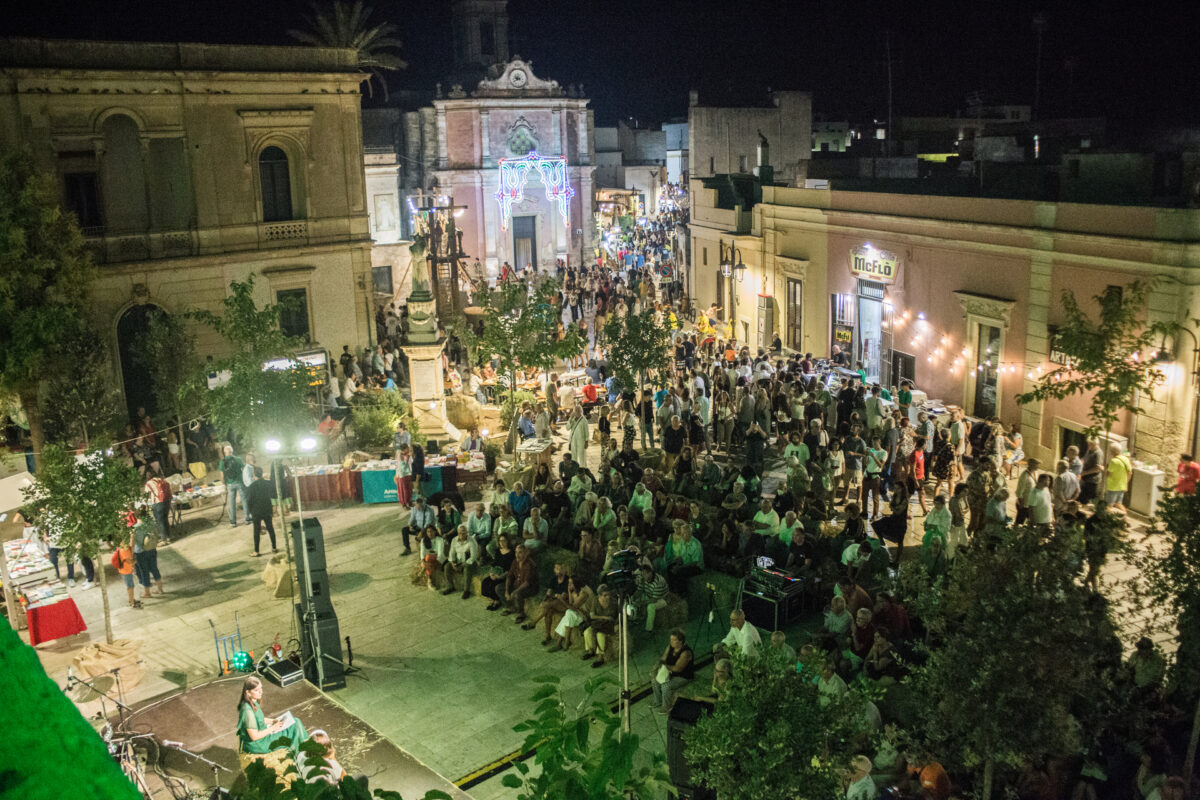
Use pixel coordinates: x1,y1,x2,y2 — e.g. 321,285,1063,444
850,245,899,283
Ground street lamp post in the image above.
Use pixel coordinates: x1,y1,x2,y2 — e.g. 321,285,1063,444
719,239,746,341
264,434,325,687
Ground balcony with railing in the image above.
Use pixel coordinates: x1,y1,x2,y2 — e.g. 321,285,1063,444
81,227,199,265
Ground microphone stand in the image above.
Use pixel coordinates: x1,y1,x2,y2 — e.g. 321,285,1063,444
160,740,232,796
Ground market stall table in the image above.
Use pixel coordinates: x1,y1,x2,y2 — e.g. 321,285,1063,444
170,484,227,527
293,468,363,504
26,594,86,646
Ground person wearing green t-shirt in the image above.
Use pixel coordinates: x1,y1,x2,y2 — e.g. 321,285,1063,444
897,381,913,420
752,498,780,553
1104,443,1132,511
862,436,888,520
783,432,810,467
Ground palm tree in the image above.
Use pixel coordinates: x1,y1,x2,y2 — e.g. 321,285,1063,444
288,1,406,100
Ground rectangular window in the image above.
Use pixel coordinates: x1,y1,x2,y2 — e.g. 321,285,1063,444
372,265,394,295
63,172,102,229
708,156,715,174
738,155,748,173
277,288,311,342
702,246,708,266
479,21,496,58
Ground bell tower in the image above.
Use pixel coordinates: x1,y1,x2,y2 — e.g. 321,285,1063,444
451,0,509,70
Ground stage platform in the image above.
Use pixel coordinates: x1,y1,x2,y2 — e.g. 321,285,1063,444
111,673,471,798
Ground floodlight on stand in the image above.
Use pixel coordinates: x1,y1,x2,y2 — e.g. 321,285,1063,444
481,428,490,437
264,439,282,453
300,437,317,452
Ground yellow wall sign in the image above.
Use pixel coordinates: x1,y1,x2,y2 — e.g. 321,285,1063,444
850,245,899,284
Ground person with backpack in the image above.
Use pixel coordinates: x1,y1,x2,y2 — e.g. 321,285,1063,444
131,514,163,600
144,469,173,545
111,528,140,609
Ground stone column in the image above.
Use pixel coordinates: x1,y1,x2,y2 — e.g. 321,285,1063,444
480,110,492,167
576,106,590,165
1134,282,1194,470
1020,249,1054,464
435,105,448,169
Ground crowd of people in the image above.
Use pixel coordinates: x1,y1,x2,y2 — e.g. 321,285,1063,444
368,199,1200,799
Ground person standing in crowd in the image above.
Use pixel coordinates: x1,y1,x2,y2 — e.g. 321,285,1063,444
131,513,164,599
1105,443,1132,512
245,467,278,557
1079,438,1103,505
1177,453,1200,495
220,444,250,527
144,469,173,545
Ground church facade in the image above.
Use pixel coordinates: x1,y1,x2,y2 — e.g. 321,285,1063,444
427,59,596,279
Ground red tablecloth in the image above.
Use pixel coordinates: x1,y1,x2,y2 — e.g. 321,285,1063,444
295,471,363,504
26,597,87,646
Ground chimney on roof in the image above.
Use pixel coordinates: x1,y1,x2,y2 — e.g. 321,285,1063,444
754,129,774,183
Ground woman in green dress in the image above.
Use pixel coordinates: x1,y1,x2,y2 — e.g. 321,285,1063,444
236,675,309,773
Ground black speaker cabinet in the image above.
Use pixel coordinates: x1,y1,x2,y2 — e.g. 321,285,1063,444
290,517,326,572
667,698,716,799
294,605,346,690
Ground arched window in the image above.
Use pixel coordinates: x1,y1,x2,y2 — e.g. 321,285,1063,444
259,146,293,222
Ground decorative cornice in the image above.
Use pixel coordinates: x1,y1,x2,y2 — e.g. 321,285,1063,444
954,291,1015,328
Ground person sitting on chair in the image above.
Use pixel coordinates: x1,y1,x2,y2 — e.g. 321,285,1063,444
236,675,308,777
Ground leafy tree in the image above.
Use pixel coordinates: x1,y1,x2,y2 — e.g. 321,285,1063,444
685,648,872,800
41,322,123,449
192,276,314,447
500,673,672,800
603,306,673,402
1129,490,1200,777
1016,280,1177,442
21,445,143,644
904,525,1122,800
133,309,207,465
288,0,406,100
0,149,96,471
473,280,585,449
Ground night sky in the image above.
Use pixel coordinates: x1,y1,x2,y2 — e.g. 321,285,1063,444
7,0,1197,126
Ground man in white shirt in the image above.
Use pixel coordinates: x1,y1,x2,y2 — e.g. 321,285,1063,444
444,524,480,598
558,381,576,414
713,609,761,659
1027,473,1054,526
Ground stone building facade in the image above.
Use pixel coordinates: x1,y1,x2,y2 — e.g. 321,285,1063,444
0,37,374,415
688,89,812,185
690,181,1200,477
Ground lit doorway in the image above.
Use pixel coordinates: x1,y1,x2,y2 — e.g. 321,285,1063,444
856,281,887,383
972,323,1002,418
513,215,536,272
786,278,803,351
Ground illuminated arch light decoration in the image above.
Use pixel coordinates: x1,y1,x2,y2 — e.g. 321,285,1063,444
495,151,574,230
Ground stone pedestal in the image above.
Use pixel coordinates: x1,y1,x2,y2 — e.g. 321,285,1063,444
403,340,450,437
